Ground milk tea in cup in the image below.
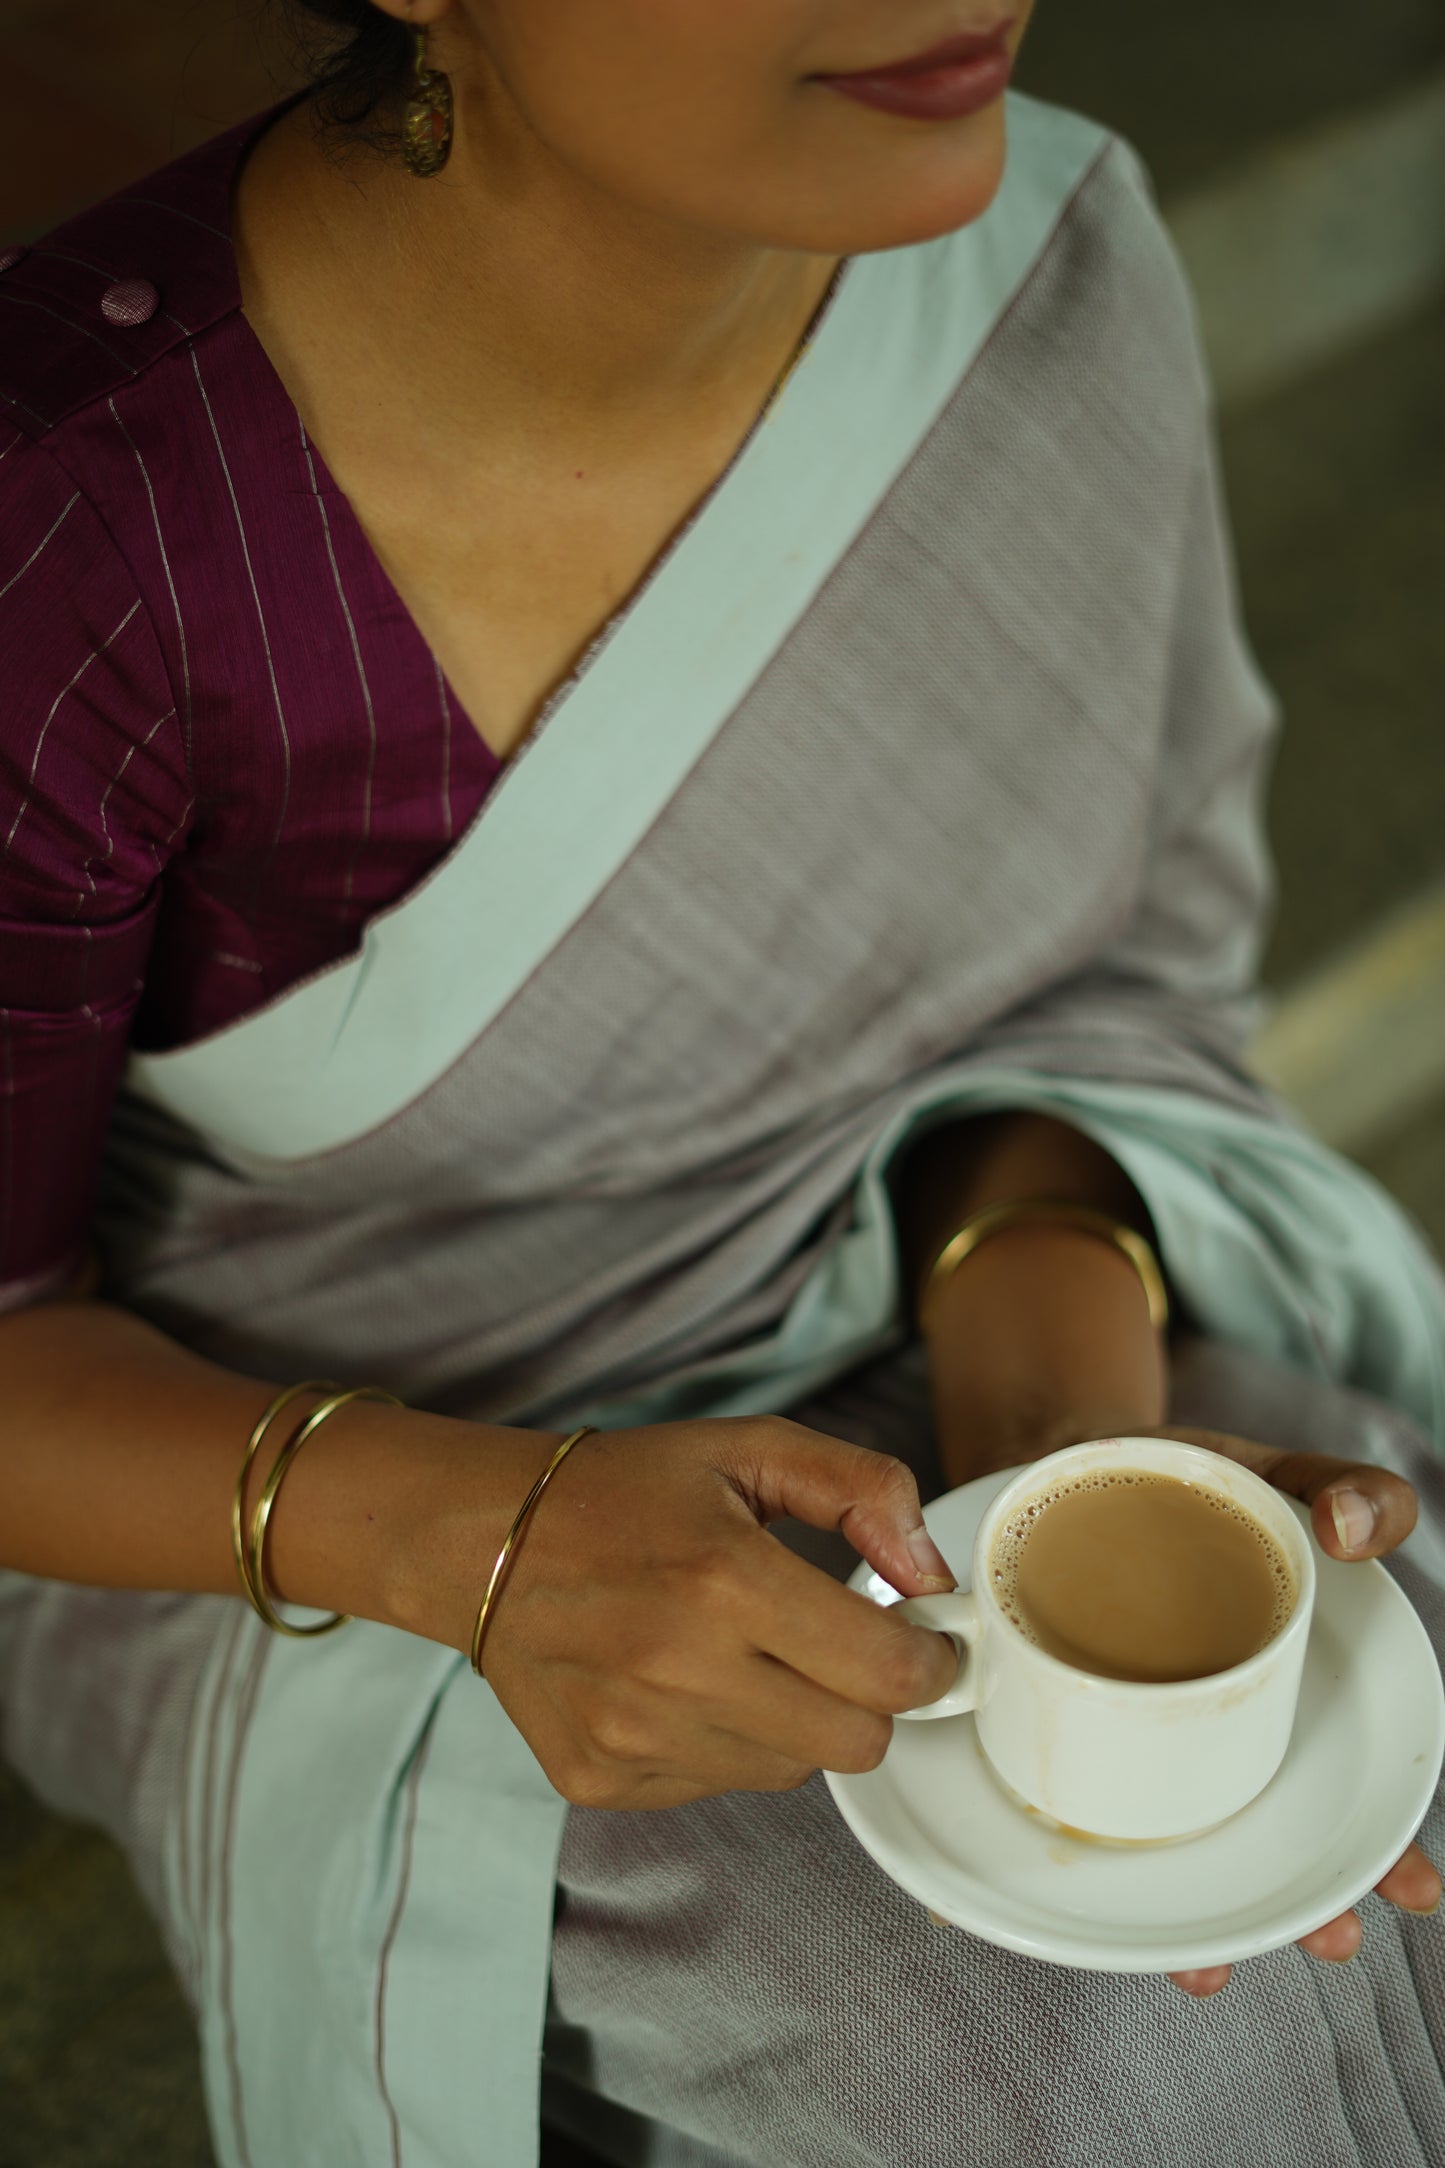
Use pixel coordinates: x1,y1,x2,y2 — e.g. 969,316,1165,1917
990,1465,1297,1684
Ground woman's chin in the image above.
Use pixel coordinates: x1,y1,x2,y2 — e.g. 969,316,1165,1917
838,170,1008,254
749,118,1011,257
775,172,1008,259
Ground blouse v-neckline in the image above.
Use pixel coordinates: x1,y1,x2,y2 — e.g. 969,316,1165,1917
128,92,1113,1161
224,102,850,780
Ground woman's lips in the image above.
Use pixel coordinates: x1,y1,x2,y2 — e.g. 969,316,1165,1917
813,23,1016,123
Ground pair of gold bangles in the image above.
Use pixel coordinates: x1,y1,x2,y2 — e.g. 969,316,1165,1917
233,1200,1163,1664
230,1378,596,1677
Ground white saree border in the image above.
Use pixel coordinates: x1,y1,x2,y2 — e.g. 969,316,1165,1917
181,1610,564,2168
125,94,1111,1164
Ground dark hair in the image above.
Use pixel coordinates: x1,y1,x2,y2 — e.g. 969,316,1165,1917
273,1,414,146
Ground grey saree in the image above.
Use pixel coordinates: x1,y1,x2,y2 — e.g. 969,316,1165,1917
2,89,1444,2168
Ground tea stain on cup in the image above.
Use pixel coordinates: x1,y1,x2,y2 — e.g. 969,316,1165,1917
975,1731,1215,1851
1032,1803,1216,1854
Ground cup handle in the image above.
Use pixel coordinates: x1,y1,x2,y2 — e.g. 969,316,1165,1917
890,1592,983,1720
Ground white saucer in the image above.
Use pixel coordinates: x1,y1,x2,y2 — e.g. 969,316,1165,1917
826,1466,1445,1973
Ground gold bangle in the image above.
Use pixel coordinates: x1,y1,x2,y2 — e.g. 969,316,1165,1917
470,1425,597,1679
917,1200,1169,1340
245,1384,402,1639
232,1380,339,1611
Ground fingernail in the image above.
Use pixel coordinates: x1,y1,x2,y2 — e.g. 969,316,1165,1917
907,1526,956,1588
1172,1970,1228,1997
1329,1489,1378,1555
1404,1897,1440,1917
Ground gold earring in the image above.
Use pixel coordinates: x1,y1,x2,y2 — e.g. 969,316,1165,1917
402,25,453,178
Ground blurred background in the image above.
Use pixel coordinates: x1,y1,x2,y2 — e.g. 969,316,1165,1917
1,2,1443,2160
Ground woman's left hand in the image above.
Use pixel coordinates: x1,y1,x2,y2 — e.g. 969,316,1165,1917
921,1213,1440,1996
1151,1422,1438,1994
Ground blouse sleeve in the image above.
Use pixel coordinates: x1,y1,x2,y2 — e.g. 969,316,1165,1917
0,431,193,1306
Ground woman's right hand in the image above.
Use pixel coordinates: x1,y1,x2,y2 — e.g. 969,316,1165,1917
451,1416,961,1809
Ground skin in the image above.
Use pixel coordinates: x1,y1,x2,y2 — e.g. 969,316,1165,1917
0,1,1427,2072
915,1116,1439,1990
251,4,1438,1994
234,0,1039,759
379,0,1032,257
240,0,1433,1991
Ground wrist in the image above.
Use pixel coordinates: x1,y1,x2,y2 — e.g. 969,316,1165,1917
375,1417,563,1653
247,1394,560,1651
936,1389,1167,1487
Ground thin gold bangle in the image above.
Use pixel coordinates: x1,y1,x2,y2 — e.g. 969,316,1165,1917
470,1425,597,1679
917,1200,1169,1340
246,1385,402,1639
232,1380,339,1612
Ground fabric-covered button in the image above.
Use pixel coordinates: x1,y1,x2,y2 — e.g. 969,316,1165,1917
0,245,27,274
100,277,159,326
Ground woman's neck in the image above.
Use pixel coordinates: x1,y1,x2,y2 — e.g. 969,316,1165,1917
235,92,840,478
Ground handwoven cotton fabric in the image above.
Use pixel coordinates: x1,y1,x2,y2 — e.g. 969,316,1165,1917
2,87,1444,2167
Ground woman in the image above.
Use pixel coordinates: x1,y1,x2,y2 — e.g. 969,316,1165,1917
1,2,1442,2162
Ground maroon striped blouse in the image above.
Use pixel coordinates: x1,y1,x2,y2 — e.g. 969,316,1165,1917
0,111,504,1297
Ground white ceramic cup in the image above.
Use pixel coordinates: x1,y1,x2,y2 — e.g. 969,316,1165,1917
892,1437,1317,1843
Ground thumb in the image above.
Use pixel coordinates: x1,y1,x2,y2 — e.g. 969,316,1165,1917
1154,1425,1418,1562
723,1418,958,1597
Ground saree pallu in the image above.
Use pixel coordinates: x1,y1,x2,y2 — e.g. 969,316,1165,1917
3,93,1445,2166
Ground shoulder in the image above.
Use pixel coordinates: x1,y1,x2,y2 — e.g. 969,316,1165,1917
0,108,292,763
0,426,181,780
0,106,279,443
0,426,147,647
0,422,191,931
1005,93,1207,398
1002,90,1183,270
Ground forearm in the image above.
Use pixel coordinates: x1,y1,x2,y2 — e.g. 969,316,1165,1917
892,1112,1168,1483
0,1296,554,1651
